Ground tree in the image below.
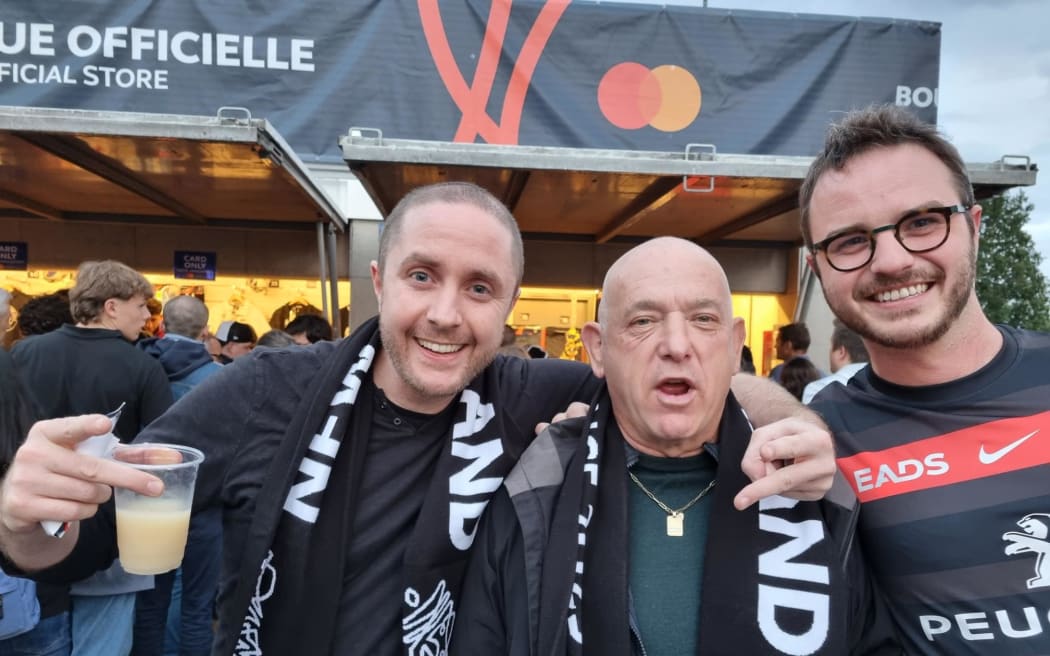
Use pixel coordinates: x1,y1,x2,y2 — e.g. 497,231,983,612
975,190,1050,331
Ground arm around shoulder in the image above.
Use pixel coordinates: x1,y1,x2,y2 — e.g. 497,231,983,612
730,373,826,429
731,374,837,507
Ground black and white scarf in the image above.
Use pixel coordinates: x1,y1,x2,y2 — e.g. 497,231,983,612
227,317,520,655
538,386,847,656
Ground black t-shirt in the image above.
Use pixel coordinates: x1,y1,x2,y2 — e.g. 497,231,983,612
334,388,457,654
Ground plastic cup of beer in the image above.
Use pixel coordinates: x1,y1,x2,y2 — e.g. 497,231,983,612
111,444,204,576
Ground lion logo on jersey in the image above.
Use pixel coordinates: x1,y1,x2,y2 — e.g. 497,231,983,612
1003,513,1050,589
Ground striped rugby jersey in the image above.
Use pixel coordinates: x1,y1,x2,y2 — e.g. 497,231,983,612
812,325,1050,655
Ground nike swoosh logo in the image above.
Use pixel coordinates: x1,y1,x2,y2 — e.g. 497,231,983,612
979,430,1039,464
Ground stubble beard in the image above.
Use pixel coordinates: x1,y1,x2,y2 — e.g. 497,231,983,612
825,245,976,350
379,322,497,405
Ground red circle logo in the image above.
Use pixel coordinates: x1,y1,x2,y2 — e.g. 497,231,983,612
597,63,702,132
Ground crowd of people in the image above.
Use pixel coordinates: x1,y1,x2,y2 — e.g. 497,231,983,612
0,103,1044,656
0,272,335,655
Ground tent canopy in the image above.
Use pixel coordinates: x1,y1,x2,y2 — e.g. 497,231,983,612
341,133,1037,247
0,106,344,230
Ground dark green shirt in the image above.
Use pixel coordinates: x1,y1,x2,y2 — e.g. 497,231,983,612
628,449,718,656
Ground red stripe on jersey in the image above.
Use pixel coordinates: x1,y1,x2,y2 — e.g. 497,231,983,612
836,411,1050,503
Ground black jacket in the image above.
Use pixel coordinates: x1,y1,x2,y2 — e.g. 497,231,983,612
12,325,172,442
18,329,599,655
451,414,902,656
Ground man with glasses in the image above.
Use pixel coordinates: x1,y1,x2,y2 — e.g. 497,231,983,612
800,104,1050,654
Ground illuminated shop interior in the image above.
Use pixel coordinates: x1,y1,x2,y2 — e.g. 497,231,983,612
1,270,789,373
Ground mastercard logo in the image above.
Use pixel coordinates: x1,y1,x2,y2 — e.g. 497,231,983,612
597,62,701,132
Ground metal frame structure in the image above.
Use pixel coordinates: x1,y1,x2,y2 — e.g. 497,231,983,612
0,105,346,334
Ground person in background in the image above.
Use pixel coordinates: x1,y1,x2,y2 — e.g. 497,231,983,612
800,104,1050,654
136,296,222,401
256,329,298,348
134,295,223,655
451,237,898,655
0,350,71,655
10,260,172,656
16,290,74,339
739,344,757,374
202,333,222,364
0,288,13,347
284,313,333,344
213,320,256,364
141,298,164,339
801,320,869,404
768,322,821,383
780,357,821,401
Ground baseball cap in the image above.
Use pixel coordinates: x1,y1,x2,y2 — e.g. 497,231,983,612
215,320,257,344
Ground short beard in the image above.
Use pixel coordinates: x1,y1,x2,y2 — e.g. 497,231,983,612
826,244,976,350
378,322,496,405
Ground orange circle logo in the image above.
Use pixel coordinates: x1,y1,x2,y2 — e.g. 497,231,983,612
597,63,702,132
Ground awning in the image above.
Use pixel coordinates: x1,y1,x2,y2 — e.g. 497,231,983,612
340,132,1037,248
0,105,344,230
0,105,347,335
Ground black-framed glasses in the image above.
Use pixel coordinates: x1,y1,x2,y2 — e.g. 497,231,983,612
810,204,972,272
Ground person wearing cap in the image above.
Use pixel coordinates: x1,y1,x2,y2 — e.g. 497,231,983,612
214,320,256,364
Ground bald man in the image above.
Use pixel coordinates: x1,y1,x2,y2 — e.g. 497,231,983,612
450,238,898,656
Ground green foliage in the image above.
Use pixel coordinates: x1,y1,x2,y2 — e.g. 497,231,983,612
975,190,1050,331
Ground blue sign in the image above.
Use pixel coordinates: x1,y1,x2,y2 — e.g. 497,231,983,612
0,242,28,270
174,251,216,280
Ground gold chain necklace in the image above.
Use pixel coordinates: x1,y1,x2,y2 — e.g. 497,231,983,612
628,469,716,537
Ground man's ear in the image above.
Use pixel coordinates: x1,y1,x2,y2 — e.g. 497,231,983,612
805,252,822,281
580,321,605,378
969,204,983,250
731,318,746,373
370,261,382,310
103,298,119,318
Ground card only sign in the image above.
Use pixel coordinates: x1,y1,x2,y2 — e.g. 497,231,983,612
174,251,216,280
0,242,28,270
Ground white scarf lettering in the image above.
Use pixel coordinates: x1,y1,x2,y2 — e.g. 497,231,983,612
283,345,373,523
568,420,600,644
757,495,830,655
448,389,502,551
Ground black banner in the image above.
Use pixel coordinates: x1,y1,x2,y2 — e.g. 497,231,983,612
0,1,940,162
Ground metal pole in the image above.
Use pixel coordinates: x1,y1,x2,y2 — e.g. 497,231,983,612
316,221,330,321
327,223,342,338
348,221,354,332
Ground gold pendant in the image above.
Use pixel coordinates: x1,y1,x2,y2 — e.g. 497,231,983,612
666,512,684,537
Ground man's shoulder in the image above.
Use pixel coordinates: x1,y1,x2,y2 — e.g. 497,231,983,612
505,416,586,498
492,354,594,393
11,330,59,355
247,338,342,378
1006,324,1050,351
184,359,223,381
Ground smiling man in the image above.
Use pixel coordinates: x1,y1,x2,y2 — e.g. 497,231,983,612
1,184,837,656
451,238,897,656
801,105,1050,654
